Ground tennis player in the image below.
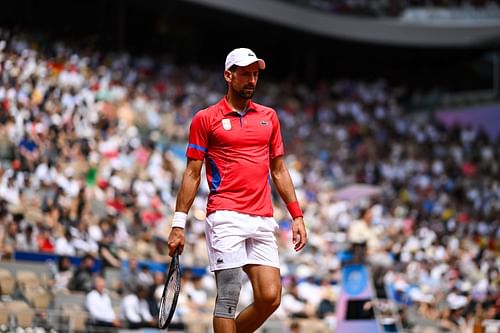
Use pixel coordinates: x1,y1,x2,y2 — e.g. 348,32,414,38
167,47,307,333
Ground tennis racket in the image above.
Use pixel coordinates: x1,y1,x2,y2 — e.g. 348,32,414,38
158,248,181,329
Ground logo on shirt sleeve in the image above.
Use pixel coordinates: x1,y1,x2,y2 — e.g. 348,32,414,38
222,118,232,130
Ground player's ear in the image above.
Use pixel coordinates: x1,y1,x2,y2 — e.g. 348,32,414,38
224,69,232,83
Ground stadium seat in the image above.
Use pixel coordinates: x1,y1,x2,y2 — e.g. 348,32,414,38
0,303,8,326
26,287,52,309
298,319,329,333
5,300,34,328
16,270,41,289
0,268,15,295
53,291,86,310
261,317,286,333
63,304,88,333
184,312,212,333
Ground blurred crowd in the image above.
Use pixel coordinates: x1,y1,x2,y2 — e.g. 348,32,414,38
0,28,499,332
278,0,500,17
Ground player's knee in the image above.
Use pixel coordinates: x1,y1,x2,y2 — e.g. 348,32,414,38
214,268,242,319
255,285,281,312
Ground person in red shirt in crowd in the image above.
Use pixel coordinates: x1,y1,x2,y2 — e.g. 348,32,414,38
37,226,55,253
167,48,307,333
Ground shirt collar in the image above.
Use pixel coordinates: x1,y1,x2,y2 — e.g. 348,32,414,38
220,96,257,116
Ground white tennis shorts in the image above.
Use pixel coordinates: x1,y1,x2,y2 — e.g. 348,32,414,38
205,210,280,272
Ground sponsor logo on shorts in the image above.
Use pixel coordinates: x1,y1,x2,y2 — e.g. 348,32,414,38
217,258,224,264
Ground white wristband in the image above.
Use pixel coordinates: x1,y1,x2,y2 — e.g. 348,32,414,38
172,212,187,229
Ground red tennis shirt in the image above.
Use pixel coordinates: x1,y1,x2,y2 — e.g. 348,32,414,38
186,97,285,217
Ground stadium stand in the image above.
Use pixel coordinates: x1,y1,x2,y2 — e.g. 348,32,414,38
0,12,498,331
276,0,500,17
184,0,500,47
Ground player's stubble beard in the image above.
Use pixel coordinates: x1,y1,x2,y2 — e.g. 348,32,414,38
237,86,255,100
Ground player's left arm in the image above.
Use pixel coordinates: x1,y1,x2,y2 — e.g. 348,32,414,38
270,156,307,252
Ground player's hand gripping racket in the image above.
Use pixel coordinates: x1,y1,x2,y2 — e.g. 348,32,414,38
158,248,181,329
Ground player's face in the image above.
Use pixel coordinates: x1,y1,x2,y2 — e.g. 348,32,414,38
227,62,260,99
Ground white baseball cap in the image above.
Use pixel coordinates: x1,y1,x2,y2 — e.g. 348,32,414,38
225,48,266,71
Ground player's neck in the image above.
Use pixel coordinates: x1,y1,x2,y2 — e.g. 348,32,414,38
226,93,250,113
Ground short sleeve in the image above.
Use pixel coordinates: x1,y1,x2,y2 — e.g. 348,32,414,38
269,110,284,159
186,111,209,160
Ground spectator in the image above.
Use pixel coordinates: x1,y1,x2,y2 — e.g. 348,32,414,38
297,275,322,308
72,220,99,256
18,132,40,171
280,278,315,319
347,207,380,255
120,255,141,295
0,175,20,205
150,235,170,263
185,275,209,312
137,264,154,287
55,228,77,256
15,223,38,252
68,253,96,293
120,284,157,329
316,281,337,331
36,226,55,253
49,255,75,293
85,275,121,332
32,310,56,332
152,271,166,306
97,218,122,272
0,220,17,259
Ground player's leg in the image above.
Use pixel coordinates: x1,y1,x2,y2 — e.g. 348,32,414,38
235,215,282,333
213,268,242,333
213,316,236,333
235,264,281,333
205,211,249,333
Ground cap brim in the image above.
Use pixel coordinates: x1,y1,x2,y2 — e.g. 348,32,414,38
234,58,266,70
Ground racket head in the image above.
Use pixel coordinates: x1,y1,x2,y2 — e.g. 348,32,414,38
158,248,181,329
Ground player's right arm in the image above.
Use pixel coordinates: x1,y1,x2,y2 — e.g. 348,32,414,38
167,157,203,256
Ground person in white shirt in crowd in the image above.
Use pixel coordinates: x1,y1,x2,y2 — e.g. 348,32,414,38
120,284,157,329
280,277,315,319
54,228,77,256
297,275,322,309
48,255,75,293
137,264,154,287
0,173,20,205
347,207,381,256
15,223,38,252
185,275,208,311
85,275,121,332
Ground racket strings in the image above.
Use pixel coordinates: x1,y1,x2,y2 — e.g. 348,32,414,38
158,256,181,328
